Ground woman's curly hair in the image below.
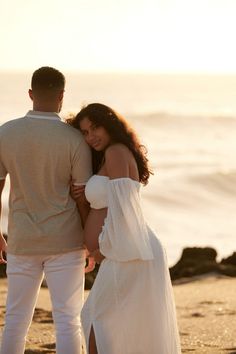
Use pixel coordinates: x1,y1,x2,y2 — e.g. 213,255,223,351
67,103,153,185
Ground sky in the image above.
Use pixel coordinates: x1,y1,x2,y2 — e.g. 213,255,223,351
1,0,236,73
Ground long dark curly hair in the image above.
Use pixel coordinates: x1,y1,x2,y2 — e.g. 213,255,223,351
67,103,153,185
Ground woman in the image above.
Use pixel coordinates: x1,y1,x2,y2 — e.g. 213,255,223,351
69,103,181,354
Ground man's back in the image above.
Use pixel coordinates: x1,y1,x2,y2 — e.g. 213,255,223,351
0,111,92,255
0,67,90,354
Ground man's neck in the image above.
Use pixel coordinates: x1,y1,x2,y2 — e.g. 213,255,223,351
33,104,60,113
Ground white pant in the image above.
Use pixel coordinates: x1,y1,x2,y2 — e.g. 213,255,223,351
0,249,85,354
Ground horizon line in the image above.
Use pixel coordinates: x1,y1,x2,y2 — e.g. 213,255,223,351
1,69,236,76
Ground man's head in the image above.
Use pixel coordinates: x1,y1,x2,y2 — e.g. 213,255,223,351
29,67,65,112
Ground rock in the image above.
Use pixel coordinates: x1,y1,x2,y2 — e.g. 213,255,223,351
221,252,236,266
170,247,219,280
180,247,217,262
218,264,236,277
0,263,7,278
85,264,100,290
170,247,236,280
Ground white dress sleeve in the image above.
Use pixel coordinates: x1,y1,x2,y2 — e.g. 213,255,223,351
98,178,154,262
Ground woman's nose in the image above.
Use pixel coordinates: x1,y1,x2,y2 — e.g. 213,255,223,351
87,131,95,141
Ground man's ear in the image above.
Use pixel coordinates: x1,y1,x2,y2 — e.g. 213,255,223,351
28,89,33,101
58,89,64,102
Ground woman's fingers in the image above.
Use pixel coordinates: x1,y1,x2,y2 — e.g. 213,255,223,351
70,184,86,200
85,257,95,273
73,185,85,193
90,249,105,264
0,252,7,264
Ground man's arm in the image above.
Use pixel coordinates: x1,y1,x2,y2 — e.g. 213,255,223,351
71,137,92,227
0,179,7,263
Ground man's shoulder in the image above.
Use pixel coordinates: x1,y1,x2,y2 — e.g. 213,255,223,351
58,122,84,140
0,117,27,132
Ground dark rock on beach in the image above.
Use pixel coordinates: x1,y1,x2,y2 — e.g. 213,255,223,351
221,252,236,266
0,263,6,278
170,247,219,280
170,247,236,280
85,263,100,290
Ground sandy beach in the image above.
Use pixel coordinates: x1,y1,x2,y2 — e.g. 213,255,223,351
1,275,236,354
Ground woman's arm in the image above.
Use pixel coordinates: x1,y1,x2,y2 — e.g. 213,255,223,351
71,183,107,253
71,184,90,228
77,200,90,228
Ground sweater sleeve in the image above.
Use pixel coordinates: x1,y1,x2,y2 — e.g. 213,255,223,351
98,178,154,262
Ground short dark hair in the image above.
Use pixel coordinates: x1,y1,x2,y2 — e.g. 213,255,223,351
31,66,65,92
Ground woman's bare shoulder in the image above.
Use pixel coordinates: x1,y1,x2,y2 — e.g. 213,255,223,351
105,144,130,177
105,143,130,159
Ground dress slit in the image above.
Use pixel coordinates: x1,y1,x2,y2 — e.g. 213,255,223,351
88,325,98,354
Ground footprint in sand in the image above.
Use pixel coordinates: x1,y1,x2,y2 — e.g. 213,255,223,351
191,312,205,318
33,308,53,324
41,343,56,350
199,300,225,305
215,308,236,316
25,350,54,354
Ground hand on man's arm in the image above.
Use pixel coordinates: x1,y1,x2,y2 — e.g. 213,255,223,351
89,248,105,264
70,183,90,228
76,200,90,229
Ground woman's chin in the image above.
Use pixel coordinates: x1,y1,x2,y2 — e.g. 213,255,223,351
92,144,105,151
91,142,110,151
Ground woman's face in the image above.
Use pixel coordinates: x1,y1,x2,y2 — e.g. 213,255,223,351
79,117,112,151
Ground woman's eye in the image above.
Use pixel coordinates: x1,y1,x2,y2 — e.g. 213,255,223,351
91,125,98,131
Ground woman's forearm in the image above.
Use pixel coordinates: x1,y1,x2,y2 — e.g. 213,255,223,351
83,208,107,252
76,201,90,228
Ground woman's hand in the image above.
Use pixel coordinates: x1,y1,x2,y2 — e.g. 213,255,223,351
84,248,95,273
70,183,87,204
85,256,96,273
90,248,105,264
0,234,7,264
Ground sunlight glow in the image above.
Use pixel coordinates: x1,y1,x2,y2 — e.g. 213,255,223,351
0,0,236,73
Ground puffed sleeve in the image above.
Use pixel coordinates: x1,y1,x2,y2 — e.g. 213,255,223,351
98,178,154,262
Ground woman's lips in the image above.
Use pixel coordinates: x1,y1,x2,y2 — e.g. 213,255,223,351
91,141,101,148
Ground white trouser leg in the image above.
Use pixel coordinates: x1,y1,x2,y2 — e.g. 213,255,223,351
44,249,86,354
0,254,44,354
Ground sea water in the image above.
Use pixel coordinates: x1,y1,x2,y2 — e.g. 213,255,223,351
1,71,236,265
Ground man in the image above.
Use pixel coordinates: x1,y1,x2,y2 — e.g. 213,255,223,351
0,67,92,354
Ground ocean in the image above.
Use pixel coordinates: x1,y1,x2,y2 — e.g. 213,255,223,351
0,71,236,265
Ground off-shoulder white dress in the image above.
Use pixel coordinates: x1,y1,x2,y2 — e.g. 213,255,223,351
82,176,181,354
